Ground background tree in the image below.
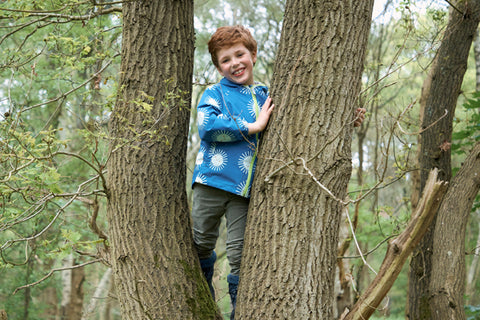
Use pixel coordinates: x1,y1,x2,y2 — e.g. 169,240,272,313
429,141,480,319
236,1,375,319
408,1,480,319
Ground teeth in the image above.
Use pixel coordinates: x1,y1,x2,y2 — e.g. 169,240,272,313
233,69,243,75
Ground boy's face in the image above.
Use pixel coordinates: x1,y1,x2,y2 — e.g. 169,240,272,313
216,43,257,86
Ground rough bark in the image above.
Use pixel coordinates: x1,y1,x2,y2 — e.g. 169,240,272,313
474,28,480,91
429,142,480,319
236,1,374,319
106,1,220,319
408,2,480,318
343,169,448,320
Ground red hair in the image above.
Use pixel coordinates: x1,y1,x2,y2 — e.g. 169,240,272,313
208,26,257,68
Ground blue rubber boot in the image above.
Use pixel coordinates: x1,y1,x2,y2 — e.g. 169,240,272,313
199,251,216,300
227,274,239,320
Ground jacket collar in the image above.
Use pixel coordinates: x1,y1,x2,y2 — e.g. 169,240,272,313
220,77,263,89
220,77,243,88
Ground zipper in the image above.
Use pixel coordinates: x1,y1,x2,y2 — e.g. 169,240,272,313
243,86,260,197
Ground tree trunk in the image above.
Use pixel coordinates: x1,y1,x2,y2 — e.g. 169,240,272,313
474,27,480,91
466,218,480,304
81,268,112,320
39,287,58,320
429,142,480,319
23,256,32,320
408,2,480,319
60,256,85,320
106,1,220,319
236,1,374,319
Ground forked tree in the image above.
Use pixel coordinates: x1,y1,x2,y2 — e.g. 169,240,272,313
408,1,480,318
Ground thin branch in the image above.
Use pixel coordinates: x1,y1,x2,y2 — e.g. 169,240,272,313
0,3,83,14
0,173,103,250
444,0,466,15
299,157,349,205
396,108,448,135
0,174,103,232
339,234,398,260
21,57,117,112
0,5,121,19
344,206,378,275
24,6,122,20
13,259,101,295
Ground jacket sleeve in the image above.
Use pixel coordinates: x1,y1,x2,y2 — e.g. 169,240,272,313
196,89,251,143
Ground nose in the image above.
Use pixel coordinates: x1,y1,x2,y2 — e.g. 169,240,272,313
231,57,240,67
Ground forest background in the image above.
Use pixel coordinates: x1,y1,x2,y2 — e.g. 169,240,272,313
0,0,479,319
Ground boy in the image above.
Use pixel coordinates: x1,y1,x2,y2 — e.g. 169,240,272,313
191,25,365,320
191,25,273,320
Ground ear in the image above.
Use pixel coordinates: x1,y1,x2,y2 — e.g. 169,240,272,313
252,51,257,65
216,66,224,76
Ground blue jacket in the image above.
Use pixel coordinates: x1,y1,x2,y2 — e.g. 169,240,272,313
192,77,269,198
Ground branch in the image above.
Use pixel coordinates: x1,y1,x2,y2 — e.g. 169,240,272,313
0,4,122,19
24,6,122,21
21,57,116,112
444,0,466,16
0,174,104,250
342,168,448,320
13,258,101,295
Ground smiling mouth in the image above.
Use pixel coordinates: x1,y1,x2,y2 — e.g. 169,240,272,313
233,68,245,76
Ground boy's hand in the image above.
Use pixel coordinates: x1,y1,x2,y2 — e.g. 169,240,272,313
247,96,275,134
354,108,366,127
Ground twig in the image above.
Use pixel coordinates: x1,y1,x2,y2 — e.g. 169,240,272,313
444,0,466,15
25,6,122,20
13,259,101,295
396,108,448,135
344,207,378,275
299,157,349,205
0,174,103,250
21,57,116,112
339,235,398,260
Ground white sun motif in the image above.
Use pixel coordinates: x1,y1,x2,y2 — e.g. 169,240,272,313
248,100,259,119
236,180,250,196
209,149,228,171
254,86,268,98
195,174,206,184
239,86,251,95
195,148,205,166
212,130,235,142
205,96,221,110
240,119,249,130
206,84,218,92
238,151,254,174
197,111,208,129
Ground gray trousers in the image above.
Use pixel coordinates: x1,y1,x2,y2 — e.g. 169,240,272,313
192,184,249,276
